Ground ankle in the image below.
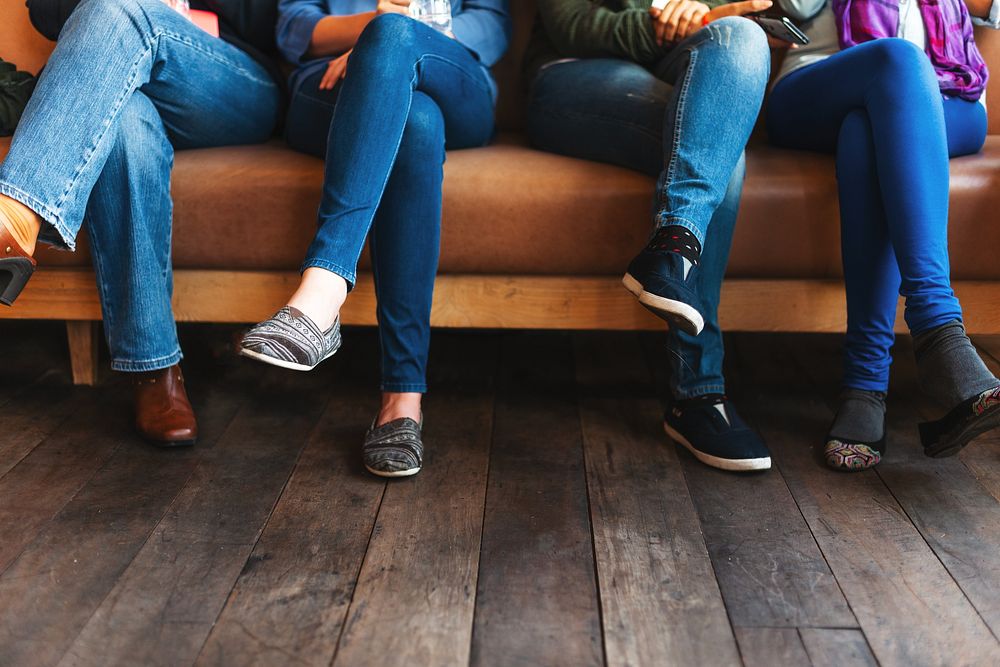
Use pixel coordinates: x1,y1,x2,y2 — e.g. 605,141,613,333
0,195,42,256
286,267,348,330
378,392,422,426
830,388,886,443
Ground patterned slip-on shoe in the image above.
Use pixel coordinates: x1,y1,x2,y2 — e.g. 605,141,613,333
240,306,341,372
824,427,885,472
921,385,1000,458
363,416,423,478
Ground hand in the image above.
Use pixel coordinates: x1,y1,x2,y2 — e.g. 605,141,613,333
703,0,773,23
766,34,798,49
650,0,711,46
319,49,352,90
376,0,410,15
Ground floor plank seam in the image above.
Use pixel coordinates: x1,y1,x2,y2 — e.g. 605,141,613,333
192,394,340,665
466,381,498,667
328,476,390,667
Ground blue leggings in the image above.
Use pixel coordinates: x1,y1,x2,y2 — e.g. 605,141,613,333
767,38,988,392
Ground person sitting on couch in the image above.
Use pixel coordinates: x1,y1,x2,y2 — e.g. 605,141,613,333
0,0,283,446
523,0,779,471
238,0,510,477
766,0,1000,470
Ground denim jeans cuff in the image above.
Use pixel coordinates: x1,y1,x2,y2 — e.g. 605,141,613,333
655,216,704,246
111,349,183,373
673,384,727,401
300,258,356,290
0,182,75,250
380,382,428,394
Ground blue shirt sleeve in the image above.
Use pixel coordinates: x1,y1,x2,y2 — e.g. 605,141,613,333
276,0,330,64
451,0,511,67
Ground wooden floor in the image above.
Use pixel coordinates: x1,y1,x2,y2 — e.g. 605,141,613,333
1,322,1000,667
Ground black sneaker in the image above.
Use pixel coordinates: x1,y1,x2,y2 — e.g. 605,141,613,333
664,396,771,471
623,225,705,336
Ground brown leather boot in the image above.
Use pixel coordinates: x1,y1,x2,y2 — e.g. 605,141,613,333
132,365,197,447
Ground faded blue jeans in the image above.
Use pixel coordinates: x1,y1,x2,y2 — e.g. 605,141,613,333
526,17,769,399
0,0,280,371
290,14,496,393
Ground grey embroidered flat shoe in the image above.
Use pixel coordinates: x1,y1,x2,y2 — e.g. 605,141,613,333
363,416,423,478
240,306,341,371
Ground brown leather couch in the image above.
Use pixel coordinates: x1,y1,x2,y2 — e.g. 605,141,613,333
2,0,999,384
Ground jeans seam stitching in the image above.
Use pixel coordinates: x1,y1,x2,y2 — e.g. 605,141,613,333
661,48,699,239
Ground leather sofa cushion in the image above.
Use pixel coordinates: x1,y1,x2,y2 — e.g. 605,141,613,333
5,134,1000,280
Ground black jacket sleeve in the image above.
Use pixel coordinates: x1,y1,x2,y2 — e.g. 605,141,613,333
26,0,84,41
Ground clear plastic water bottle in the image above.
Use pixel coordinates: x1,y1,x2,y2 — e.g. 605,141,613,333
409,0,453,34
161,0,191,19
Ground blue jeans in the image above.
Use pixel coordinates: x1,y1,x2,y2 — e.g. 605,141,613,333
0,0,280,371
290,14,495,393
767,39,987,392
526,18,769,399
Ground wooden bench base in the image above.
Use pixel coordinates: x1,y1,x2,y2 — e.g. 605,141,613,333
3,269,998,385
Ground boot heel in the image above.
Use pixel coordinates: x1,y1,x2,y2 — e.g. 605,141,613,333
0,257,36,306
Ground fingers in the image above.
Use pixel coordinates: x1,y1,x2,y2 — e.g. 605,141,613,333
676,3,709,41
376,0,410,15
318,53,350,90
655,1,687,44
706,0,772,19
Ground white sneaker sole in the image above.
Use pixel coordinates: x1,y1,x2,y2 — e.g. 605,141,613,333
622,273,705,336
239,345,339,372
664,422,771,472
365,465,422,478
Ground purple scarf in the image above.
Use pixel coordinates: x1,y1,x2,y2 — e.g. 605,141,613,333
832,0,989,101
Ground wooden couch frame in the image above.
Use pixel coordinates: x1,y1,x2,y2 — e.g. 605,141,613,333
2,268,996,385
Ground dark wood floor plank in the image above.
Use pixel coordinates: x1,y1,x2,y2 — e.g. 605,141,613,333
195,398,384,667
735,333,1000,665
734,628,811,667
640,332,856,629
334,334,498,667
0,360,245,667
56,363,333,667
471,332,603,667
574,332,740,666
193,330,385,667
798,629,877,667
0,375,90,482
849,336,1000,641
0,384,128,575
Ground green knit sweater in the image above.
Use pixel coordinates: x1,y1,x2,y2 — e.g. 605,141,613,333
523,0,730,81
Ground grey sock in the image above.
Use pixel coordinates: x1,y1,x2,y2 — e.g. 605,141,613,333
913,320,999,410
830,388,886,443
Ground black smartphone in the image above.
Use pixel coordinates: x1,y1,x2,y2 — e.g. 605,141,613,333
750,14,810,45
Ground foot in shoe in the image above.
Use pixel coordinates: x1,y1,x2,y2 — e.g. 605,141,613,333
920,384,1000,458
240,306,342,371
0,195,42,257
824,389,886,471
363,415,423,477
622,225,705,336
133,365,197,447
663,395,771,471
0,196,42,306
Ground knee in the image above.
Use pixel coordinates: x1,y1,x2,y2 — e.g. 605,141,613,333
398,95,445,161
356,14,421,58
867,38,935,85
73,0,168,33
705,17,770,86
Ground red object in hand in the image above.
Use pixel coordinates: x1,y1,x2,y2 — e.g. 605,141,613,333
189,9,220,37
702,14,711,25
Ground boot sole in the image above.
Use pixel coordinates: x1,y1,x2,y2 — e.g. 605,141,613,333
622,273,704,336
